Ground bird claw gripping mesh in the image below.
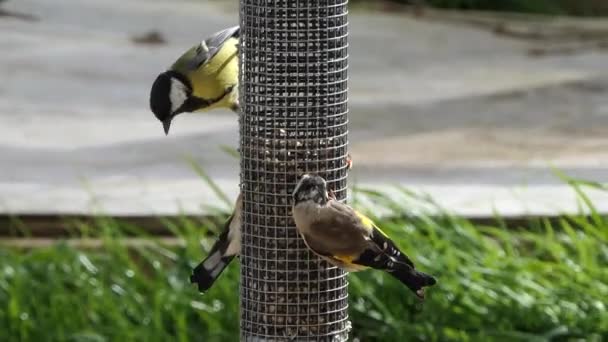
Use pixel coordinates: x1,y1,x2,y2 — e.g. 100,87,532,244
239,0,350,341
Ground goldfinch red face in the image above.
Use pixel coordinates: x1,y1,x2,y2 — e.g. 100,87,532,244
292,174,330,205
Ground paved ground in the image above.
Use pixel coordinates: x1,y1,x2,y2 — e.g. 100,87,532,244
1,0,607,216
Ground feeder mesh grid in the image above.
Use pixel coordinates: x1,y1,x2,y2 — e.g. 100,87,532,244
239,0,350,340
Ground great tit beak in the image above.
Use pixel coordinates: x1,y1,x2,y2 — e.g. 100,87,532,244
162,118,172,135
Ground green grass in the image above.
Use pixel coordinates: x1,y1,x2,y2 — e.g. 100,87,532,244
1,180,607,341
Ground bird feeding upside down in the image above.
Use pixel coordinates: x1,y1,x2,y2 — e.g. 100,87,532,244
188,152,352,293
292,174,437,299
149,26,240,135
190,193,242,293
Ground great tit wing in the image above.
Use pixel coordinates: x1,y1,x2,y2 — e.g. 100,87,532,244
204,25,240,62
186,26,240,71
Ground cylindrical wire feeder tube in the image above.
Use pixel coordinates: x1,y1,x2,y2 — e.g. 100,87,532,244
239,0,350,341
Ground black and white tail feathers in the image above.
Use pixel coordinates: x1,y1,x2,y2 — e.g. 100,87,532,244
190,235,235,292
356,228,437,299
190,194,242,293
387,261,436,299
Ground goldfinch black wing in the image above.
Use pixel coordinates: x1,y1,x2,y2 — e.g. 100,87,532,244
190,216,236,292
349,208,436,298
308,200,436,298
365,219,415,268
190,193,242,292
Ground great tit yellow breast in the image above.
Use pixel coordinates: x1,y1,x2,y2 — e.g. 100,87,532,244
189,37,239,103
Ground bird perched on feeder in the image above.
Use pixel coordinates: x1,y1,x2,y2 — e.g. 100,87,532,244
190,193,242,292
149,26,240,135
292,174,437,299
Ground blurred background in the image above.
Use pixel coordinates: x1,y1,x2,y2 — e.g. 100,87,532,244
0,0,607,341
1,0,608,217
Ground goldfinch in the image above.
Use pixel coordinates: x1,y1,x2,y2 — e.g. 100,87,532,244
191,193,242,292
292,174,437,299
149,26,240,134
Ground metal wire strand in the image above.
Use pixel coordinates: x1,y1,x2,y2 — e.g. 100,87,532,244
239,0,350,341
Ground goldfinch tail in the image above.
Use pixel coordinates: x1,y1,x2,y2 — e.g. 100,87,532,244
190,250,234,293
389,263,436,299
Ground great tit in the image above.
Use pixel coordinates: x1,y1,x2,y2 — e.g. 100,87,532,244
150,26,240,135
190,193,242,292
292,174,437,299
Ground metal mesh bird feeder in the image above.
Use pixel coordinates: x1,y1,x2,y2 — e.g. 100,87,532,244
239,0,350,340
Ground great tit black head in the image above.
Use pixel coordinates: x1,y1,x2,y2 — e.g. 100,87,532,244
149,71,189,134
150,69,226,135
149,27,241,135
293,174,329,205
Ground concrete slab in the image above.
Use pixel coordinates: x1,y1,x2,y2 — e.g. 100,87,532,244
1,0,607,216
